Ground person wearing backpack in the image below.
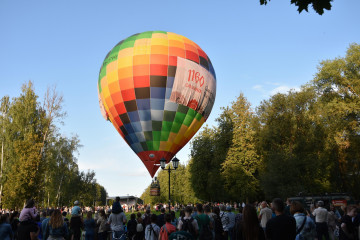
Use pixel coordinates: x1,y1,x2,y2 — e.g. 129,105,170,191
159,213,176,240
177,206,199,239
195,204,213,240
145,214,160,240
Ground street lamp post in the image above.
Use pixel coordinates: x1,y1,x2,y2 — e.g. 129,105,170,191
160,157,179,213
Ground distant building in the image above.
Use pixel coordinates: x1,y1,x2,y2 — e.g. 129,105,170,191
106,196,143,206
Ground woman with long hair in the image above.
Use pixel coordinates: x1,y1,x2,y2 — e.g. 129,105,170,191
233,204,265,240
46,209,69,240
84,211,95,240
212,206,224,240
97,209,108,240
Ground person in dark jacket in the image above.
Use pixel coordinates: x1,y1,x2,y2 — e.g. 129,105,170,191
339,205,358,240
127,213,137,240
70,211,83,240
157,208,166,228
265,198,296,240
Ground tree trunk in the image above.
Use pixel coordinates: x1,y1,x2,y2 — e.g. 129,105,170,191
55,175,64,206
0,140,3,208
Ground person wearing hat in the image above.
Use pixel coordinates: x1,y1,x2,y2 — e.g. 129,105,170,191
70,200,83,240
312,200,329,240
71,200,81,216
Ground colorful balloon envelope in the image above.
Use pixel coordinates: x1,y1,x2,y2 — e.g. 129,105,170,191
98,31,216,177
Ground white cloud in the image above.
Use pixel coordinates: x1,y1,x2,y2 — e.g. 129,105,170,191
253,84,263,90
253,84,266,93
270,85,300,95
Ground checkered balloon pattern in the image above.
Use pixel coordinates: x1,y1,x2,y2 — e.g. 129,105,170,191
98,31,216,177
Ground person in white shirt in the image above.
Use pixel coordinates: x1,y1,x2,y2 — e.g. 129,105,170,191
312,200,329,240
258,201,272,230
145,214,160,240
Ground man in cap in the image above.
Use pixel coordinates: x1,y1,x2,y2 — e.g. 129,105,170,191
71,200,81,216
70,200,83,240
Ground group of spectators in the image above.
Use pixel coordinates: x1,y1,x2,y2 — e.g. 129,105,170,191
0,197,359,240
254,199,360,240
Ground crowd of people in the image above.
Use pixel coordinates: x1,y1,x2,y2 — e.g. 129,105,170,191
0,197,359,240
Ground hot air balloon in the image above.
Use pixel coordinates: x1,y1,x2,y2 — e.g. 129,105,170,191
98,31,216,177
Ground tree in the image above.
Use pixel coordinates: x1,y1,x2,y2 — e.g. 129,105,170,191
255,88,330,199
0,81,108,208
140,163,199,205
189,126,217,201
260,0,332,15
2,82,47,207
0,96,10,207
43,135,81,206
221,93,261,202
312,43,360,197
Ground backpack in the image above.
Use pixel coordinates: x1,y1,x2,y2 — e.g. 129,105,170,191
159,224,169,240
181,217,197,238
196,215,212,240
199,224,212,240
149,224,158,239
213,215,224,237
136,223,144,232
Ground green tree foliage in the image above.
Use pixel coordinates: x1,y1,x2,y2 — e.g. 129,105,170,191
221,94,260,202
313,43,360,197
0,96,11,206
255,88,330,199
140,163,199,206
0,81,107,209
189,127,216,201
3,82,47,207
260,0,332,15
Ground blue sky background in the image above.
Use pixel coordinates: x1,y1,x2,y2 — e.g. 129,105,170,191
1,0,359,198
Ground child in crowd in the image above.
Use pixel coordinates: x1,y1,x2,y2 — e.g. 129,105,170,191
19,199,38,223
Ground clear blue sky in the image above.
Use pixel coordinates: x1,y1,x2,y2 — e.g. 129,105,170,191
1,0,359,198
